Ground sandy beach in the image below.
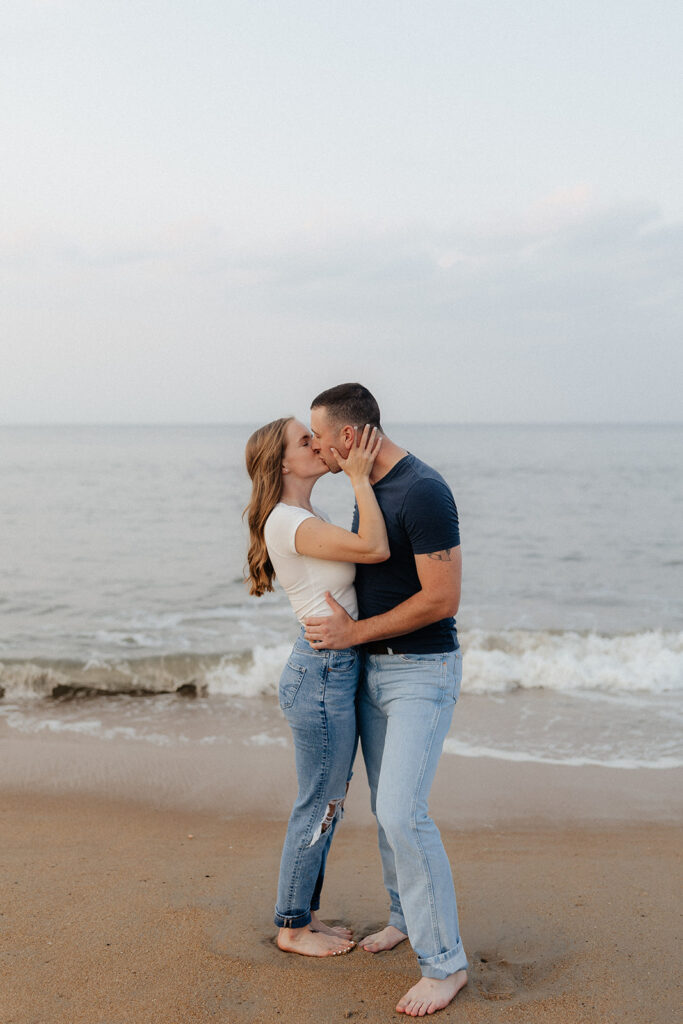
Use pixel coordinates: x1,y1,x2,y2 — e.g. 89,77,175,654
2,719,681,1024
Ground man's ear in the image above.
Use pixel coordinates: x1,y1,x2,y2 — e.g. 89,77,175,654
340,425,356,451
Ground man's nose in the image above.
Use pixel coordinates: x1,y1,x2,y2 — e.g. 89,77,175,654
310,437,321,452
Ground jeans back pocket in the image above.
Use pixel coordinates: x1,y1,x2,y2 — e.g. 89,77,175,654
279,662,307,710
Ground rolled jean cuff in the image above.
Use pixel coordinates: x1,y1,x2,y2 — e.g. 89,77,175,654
274,908,312,929
388,907,408,934
418,938,468,980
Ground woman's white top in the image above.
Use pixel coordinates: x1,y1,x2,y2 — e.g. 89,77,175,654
264,502,358,624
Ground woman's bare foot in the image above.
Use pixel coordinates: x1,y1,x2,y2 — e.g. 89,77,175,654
309,911,353,940
359,924,407,952
277,925,355,958
396,971,468,1016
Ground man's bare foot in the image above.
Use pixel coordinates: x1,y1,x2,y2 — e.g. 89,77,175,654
359,924,407,952
396,971,468,1016
309,911,353,940
277,925,355,958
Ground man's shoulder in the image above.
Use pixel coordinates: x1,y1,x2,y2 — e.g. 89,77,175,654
399,455,453,503
374,455,455,532
381,453,446,487
375,455,455,522
404,453,449,485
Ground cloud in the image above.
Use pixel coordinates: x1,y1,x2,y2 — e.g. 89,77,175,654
212,200,683,341
1,197,680,423
3,198,680,322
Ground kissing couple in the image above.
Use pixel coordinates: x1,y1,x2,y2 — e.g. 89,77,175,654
245,383,466,1017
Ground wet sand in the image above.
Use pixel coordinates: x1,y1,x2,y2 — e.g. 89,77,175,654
2,730,681,1024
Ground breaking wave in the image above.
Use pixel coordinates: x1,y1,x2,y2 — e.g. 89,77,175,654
1,630,680,702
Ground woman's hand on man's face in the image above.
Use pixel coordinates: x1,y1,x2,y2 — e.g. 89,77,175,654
334,424,381,482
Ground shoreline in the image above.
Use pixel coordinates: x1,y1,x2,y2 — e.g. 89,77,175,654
3,787,680,1024
4,718,682,1022
2,718,682,827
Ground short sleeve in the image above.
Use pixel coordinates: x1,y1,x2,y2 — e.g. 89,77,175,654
401,478,460,555
264,504,316,557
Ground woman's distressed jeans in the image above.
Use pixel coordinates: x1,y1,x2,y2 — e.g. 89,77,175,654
274,632,359,929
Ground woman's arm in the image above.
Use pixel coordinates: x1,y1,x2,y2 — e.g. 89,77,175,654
294,426,390,564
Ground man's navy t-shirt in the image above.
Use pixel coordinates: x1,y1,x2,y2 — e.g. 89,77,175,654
352,453,460,652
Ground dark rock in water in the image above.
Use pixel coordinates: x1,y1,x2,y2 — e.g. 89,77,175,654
0,686,5,699
175,682,200,697
51,684,155,699
50,684,87,699
50,680,205,700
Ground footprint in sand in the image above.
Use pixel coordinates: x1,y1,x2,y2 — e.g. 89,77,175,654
471,951,528,1001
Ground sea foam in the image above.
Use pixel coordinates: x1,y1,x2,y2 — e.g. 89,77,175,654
460,629,682,696
1,630,681,702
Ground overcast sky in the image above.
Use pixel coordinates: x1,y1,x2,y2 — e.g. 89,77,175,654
2,0,681,424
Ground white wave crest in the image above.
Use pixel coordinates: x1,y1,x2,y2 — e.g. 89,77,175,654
0,662,69,699
203,644,292,698
460,629,683,696
2,630,681,703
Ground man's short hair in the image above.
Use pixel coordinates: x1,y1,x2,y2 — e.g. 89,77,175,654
311,383,382,431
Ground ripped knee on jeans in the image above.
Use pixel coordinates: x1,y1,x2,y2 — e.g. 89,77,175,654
308,794,346,847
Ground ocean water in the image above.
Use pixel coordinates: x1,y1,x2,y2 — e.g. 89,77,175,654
1,423,681,770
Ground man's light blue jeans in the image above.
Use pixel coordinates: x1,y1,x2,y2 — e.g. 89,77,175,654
274,632,359,929
358,645,467,979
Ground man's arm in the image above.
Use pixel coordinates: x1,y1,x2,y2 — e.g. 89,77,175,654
303,545,461,650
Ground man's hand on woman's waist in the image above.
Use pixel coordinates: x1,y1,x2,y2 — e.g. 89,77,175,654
304,593,359,650
303,548,461,651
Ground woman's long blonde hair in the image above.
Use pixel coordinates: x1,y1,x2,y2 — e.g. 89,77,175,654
244,416,293,596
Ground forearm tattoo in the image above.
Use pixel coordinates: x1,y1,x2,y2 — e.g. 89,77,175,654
427,548,453,561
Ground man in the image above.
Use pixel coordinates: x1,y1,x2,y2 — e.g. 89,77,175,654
305,383,467,1017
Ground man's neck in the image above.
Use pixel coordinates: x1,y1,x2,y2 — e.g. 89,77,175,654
369,436,408,485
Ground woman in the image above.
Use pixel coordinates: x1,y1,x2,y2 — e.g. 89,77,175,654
244,417,388,958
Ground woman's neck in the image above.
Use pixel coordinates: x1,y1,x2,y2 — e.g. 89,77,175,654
280,477,316,512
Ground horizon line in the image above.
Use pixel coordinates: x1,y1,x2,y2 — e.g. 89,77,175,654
1,420,682,429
